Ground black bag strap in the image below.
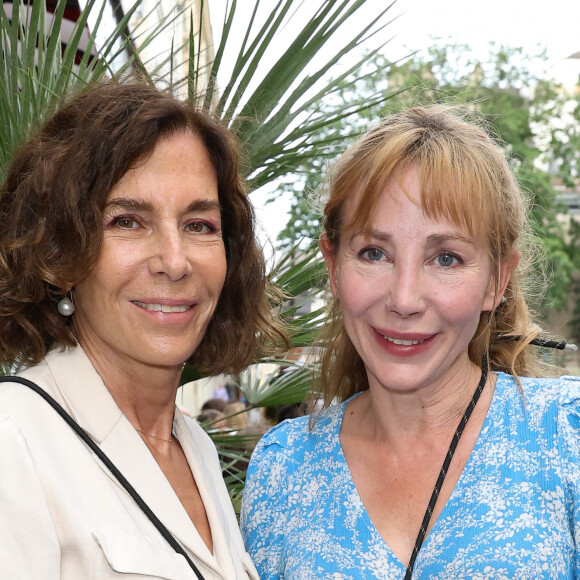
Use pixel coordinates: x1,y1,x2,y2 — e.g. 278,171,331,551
0,376,204,580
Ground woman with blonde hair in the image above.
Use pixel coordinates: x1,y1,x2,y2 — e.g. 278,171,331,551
241,105,579,578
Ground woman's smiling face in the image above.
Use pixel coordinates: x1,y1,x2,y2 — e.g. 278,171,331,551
72,131,227,375
321,165,504,395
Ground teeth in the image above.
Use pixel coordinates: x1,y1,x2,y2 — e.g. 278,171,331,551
383,336,424,346
133,301,191,313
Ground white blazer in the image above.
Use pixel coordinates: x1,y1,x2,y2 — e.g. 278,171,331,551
0,345,258,579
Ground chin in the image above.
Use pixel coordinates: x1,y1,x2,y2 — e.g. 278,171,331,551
141,346,196,370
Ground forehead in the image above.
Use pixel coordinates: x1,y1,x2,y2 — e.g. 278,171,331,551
345,164,488,242
106,133,218,204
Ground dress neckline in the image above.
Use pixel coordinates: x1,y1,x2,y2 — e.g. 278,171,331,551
333,373,502,570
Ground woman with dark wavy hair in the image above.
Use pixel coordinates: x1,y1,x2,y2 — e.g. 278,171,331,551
242,105,579,579
0,78,285,579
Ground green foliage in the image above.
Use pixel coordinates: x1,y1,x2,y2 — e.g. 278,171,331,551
0,0,181,178
200,0,398,190
563,216,580,342
274,51,404,248
274,42,580,319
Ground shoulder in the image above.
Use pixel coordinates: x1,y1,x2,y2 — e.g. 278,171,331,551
1,355,53,390
518,374,580,418
253,415,310,453
0,345,89,411
242,416,310,493
495,372,578,415
555,374,580,409
241,400,356,577
250,401,345,461
495,372,580,462
243,402,345,496
0,369,63,488
0,360,56,425
551,375,580,464
538,374,580,509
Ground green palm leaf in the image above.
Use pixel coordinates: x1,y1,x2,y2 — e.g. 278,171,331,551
204,0,399,189
0,0,178,178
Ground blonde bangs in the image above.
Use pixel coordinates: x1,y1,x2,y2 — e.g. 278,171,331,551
317,105,549,408
343,141,495,246
358,124,511,260
417,150,491,242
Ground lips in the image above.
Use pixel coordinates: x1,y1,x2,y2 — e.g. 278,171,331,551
372,327,436,357
375,327,433,343
132,300,193,313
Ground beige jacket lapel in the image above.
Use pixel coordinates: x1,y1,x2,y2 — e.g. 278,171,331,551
174,412,248,578
36,345,222,575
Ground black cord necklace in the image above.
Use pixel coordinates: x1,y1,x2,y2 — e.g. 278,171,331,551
404,354,488,580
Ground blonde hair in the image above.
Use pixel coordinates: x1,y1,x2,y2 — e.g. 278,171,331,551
318,105,545,407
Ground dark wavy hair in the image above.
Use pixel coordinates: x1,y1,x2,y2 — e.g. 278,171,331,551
0,77,286,373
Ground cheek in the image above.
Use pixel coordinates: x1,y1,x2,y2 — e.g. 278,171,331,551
87,241,139,282
72,243,144,315
203,246,227,296
439,290,487,335
337,270,383,314
74,269,107,307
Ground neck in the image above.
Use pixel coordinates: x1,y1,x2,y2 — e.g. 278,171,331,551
78,340,181,437
358,359,488,445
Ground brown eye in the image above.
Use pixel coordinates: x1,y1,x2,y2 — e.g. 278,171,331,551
186,221,210,233
114,217,137,229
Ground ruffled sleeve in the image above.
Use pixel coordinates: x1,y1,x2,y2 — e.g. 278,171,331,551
241,419,306,580
558,376,580,577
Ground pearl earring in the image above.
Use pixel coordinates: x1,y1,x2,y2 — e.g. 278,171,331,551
57,295,75,316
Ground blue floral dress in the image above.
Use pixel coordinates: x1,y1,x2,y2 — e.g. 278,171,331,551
241,373,580,579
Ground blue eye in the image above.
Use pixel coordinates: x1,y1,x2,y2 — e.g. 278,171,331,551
436,253,459,267
362,248,385,261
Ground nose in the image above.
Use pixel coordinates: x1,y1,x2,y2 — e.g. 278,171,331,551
147,227,191,281
386,263,426,318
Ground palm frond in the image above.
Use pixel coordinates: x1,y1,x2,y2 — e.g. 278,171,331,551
200,0,401,188
0,0,179,179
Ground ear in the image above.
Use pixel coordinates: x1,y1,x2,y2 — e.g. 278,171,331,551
319,233,340,299
482,249,520,312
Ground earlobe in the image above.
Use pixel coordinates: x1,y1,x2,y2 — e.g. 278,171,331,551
319,234,339,299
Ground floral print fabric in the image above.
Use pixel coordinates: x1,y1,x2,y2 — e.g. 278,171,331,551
241,373,580,579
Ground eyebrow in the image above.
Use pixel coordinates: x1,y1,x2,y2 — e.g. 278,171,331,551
426,233,475,247
105,197,222,213
357,230,475,246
